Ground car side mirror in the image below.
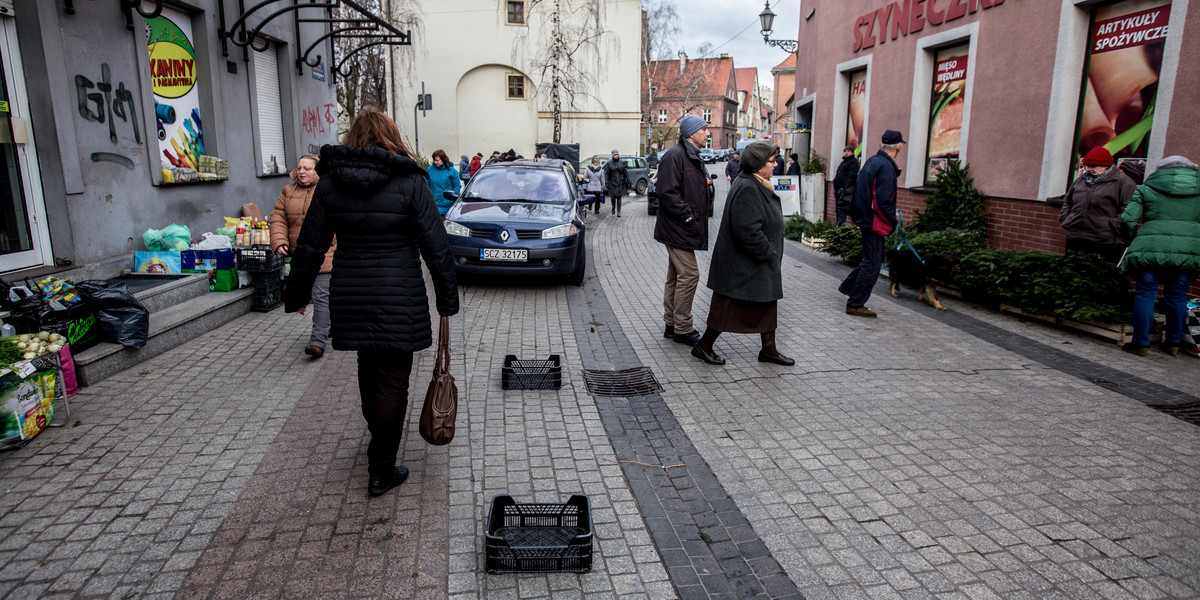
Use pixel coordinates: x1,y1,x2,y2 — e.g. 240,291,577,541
579,194,597,207
710,174,718,181
442,190,459,201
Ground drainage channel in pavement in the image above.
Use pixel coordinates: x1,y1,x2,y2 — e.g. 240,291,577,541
565,242,805,600
781,242,1200,424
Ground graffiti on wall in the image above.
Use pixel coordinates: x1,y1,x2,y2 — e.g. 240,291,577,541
75,63,141,146
301,103,337,136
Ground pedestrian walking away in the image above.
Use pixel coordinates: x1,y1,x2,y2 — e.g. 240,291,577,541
724,150,741,182
691,141,794,367
832,145,860,227
427,149,461,216
583,157,607,214
1060,146,1137,265
458,154,471,183
1118,155,1200,357
841,129,905,318
604,150,632,217
655,113,712,345
284,109,459,498
270,154,336,358
786,153,800,176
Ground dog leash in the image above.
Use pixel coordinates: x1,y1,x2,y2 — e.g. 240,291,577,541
894,211,923,262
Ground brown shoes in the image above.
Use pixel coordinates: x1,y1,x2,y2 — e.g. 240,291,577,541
838,284,850,296
846,306,877,318
304,345,325,358
1121,343,1148,357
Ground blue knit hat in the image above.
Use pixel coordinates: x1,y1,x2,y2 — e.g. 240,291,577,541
679,115,708,139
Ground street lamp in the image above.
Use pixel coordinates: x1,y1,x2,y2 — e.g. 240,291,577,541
759,1,797,53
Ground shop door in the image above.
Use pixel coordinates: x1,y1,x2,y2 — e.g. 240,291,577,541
0,15,49,273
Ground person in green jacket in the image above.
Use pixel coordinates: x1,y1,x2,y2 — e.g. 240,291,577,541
1119,155,1200,356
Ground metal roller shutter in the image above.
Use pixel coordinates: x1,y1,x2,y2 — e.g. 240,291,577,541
253,42,286,175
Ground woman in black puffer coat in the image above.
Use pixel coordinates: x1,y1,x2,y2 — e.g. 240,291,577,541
284,109,459,497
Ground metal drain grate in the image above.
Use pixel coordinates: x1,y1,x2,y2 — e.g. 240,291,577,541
1153,402,1200,427
582,368,663,397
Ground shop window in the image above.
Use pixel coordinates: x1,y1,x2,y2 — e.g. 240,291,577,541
702,108,711,122
845,69,867,156
1072,0,1171,183
925,44,969,183
252,40,287,176
507,74,525,99
507,1,525,25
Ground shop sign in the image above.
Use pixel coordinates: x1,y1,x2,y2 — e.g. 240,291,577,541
1073,1,1171,182
926,46,968,183
146,18,196,98
311,60,326,82
853,0,1007,53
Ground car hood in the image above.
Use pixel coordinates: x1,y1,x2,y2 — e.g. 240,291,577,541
447,201,574,226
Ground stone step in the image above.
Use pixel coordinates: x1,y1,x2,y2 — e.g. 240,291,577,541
73,288,255,387
119,273,212,313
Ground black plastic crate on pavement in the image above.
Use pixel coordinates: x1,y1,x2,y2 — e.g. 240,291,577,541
251,270,282,312
485,495,592,573
501,354,562,390
237,246,285,273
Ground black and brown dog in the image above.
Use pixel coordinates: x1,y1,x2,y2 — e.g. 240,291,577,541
885,249,962,311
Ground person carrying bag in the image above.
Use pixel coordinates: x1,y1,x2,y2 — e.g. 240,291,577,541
420,316,458,445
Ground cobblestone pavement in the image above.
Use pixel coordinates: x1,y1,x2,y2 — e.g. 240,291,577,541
1,168,1198,600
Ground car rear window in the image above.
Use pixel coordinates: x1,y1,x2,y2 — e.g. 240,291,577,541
464,167,572,203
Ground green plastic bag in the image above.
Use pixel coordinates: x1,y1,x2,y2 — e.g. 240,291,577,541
210,268,238,292
143,223,192,251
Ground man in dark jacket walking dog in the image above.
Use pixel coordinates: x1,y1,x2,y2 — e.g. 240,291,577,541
655,114,711,345
832,145,860,226
840,130,905,318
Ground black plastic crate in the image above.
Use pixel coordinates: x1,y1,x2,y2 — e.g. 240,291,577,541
485,495,593,573
237,247,285,273
251,271,282,312
501,355,562,390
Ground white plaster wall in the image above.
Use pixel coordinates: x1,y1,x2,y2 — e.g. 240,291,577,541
391,0,641,161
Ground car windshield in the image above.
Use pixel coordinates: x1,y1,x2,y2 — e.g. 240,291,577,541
463,167,572,203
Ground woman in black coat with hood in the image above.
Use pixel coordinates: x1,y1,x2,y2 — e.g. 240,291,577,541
285,109,459,497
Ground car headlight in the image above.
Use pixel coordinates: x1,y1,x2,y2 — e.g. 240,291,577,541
542,223,577,239
444,220,470,237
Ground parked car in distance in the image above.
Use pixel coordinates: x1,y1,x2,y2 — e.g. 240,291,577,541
698,148,717,164
647,171,718,217
586,154,652,195
442,159,595,285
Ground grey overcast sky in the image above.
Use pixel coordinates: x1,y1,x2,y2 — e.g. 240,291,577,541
674,0,802,92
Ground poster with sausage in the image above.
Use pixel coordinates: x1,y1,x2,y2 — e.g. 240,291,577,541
1075,0,1170,182
846,70,867,157
926,45,968,183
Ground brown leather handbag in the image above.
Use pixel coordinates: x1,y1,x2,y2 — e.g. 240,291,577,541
419,316,458,445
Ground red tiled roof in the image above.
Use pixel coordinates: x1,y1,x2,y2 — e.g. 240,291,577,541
643,56,735,100
772,54,796,71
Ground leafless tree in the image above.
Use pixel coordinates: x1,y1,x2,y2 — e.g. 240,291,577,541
645,56,717,152
334,0,422,136
516,0,617,143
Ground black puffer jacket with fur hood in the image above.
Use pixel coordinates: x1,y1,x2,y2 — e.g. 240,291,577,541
284,144,459,351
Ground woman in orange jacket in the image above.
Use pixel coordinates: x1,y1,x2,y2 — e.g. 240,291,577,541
269,154,337,357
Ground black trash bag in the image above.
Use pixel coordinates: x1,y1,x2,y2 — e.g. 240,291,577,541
75,281,149,349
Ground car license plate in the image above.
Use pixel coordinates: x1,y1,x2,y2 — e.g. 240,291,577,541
480,248,528,262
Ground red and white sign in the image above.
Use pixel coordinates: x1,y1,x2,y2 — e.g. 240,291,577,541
935,55,968,84
1093,5,1170,54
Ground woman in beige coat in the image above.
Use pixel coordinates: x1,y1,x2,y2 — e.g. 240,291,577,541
270,154,336,357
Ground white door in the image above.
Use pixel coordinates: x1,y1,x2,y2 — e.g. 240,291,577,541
0,14,50,272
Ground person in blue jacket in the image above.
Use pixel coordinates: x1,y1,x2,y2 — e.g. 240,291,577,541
427,148,460,216
839,129,904,318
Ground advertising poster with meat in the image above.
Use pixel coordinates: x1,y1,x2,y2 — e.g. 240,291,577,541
845,70,867,157
145,8,213,184
1075,0,1170,183
926,45,968,184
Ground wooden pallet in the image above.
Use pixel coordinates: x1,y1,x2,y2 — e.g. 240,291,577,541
998,303,1146,346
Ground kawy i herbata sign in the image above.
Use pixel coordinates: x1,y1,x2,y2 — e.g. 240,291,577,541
853,0,1006,52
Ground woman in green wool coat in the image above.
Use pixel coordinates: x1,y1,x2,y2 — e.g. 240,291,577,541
1119,156,1200,356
